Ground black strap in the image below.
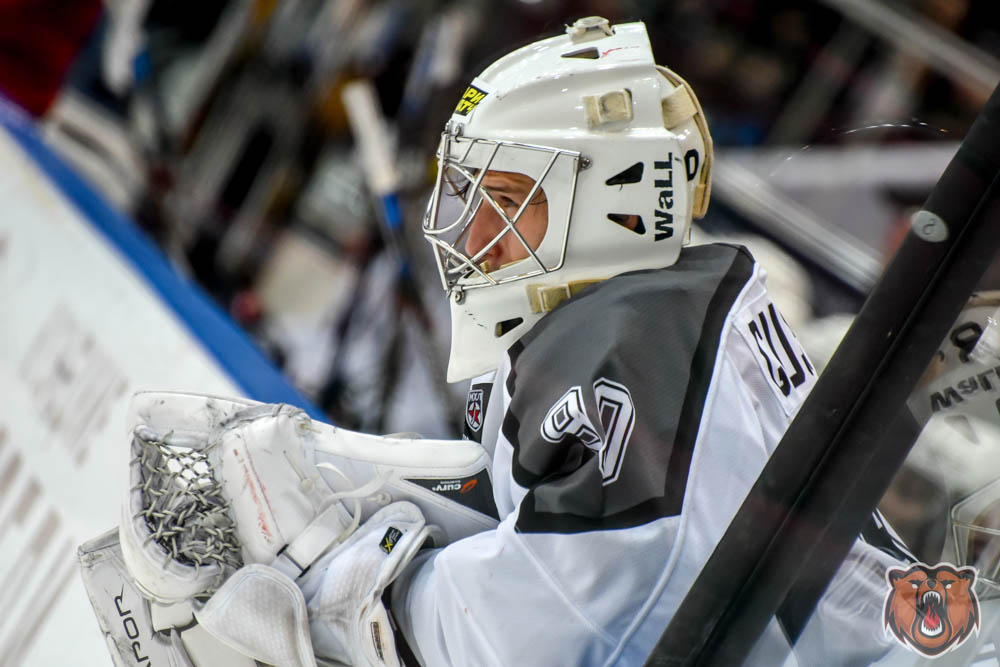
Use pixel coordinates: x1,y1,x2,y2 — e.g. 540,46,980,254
382,584,421,667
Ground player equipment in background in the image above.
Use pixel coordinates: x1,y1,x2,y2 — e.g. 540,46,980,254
81,391,499,666
953,480,1000,593
905,293,1000,592
422,17,713,381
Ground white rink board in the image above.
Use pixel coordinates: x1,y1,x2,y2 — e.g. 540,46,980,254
0,110,310,665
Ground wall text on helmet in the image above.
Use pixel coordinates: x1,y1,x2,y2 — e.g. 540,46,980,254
653,155,674,241
927,365,1000,413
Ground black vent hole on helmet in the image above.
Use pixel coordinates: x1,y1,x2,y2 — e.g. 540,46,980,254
561,47,600,60
495,317,524,337
608,213,645,235
605,162,644,186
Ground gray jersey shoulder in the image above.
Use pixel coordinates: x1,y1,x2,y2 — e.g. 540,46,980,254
502,243,757,533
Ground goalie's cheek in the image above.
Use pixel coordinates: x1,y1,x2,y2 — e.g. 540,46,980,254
465,203,507,268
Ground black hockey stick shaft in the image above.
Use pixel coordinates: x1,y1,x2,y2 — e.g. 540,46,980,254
645,79,1000,666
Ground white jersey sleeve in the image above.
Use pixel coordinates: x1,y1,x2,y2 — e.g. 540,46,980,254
389,244,898,666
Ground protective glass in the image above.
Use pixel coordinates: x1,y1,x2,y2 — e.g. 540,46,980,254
953,477,1000,592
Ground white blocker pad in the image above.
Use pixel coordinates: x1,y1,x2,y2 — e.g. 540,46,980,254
78,528,256,667
108,391,494,666
195,564,317,667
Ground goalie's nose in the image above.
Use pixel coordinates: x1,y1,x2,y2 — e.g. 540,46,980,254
465,203,505,269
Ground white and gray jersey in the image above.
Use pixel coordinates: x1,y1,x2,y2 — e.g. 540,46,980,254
391,244,899,666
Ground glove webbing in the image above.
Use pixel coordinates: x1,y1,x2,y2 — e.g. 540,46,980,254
132,429,243,599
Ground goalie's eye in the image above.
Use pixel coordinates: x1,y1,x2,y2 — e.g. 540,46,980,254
482,186,547,215
443,165,476,201
447,181,471,199
492,193,520,213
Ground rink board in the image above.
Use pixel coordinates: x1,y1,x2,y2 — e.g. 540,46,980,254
0,99,319,665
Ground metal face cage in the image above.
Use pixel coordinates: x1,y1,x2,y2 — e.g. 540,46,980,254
422,129,581,296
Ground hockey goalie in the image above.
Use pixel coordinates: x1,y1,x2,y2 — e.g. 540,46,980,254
80,18,910,666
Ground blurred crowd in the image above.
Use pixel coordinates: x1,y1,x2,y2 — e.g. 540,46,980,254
2,0,997,438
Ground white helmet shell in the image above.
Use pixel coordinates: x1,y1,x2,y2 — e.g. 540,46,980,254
423,18,713,381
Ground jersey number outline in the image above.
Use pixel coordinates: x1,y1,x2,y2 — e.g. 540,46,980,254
540,378,636,485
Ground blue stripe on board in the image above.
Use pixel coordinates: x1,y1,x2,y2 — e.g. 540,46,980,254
0,98,324,419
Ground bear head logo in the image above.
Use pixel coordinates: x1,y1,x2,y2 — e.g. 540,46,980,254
883,562,980,657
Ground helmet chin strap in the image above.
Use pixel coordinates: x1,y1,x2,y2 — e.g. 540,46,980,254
527,279,605,313
525,222,698,314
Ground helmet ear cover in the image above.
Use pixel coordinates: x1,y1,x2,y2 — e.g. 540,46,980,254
655,65,713,220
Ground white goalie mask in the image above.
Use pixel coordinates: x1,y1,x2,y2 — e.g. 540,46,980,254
423,17,713,382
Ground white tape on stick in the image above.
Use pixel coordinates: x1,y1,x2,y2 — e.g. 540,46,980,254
342,80,398,197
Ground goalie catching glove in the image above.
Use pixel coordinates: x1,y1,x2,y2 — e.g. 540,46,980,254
89,391,498,666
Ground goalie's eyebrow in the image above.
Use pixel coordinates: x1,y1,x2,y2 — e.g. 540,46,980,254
482,184,521,198
480,181,548,204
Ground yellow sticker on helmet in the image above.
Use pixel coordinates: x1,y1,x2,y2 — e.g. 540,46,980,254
455,84,487,116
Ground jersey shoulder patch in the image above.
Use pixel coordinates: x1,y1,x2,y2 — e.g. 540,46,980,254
463,381,493,442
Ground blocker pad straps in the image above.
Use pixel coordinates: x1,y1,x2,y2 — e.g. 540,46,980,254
272,502,352,580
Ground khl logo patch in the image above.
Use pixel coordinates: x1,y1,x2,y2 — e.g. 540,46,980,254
466,388,484,432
